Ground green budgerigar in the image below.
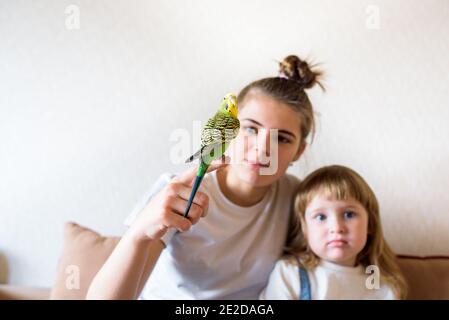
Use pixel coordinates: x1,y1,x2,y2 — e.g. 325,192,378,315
184,93,240,217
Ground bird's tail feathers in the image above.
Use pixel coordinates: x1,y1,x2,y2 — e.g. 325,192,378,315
183,174,204,218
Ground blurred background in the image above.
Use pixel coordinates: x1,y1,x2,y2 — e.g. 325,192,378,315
0,0,448,287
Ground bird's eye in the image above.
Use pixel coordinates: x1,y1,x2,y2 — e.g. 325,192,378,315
225,104,228,109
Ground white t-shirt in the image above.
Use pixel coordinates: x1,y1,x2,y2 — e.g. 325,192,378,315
124,169,300,299
259,257,396,300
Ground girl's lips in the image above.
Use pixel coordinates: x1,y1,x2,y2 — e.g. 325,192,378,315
243,159,270,168
327,240,348,248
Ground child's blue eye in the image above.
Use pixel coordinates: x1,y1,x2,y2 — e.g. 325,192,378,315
315,214,326,221
344,211,356,219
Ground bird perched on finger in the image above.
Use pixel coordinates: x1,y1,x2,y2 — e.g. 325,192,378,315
184,93,240,218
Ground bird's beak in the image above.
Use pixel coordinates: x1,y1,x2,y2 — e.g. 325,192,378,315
229,103,238,118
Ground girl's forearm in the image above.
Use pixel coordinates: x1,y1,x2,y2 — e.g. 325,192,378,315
86,231,162,300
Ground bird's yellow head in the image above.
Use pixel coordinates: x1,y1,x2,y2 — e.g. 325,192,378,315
220,93,238,118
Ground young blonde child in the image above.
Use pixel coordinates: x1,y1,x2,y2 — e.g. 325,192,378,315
260,165,407,300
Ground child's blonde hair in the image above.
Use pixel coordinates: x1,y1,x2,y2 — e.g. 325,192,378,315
285,165,407,299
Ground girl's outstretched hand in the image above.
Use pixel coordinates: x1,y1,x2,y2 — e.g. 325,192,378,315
127,157,229,243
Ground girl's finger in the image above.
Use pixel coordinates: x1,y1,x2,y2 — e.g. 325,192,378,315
166,183,208,208
165,195,204,223
161,210,192,232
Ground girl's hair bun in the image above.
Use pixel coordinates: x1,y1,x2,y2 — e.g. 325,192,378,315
278,55,325,91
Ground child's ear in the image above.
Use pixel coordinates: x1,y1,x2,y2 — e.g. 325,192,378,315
292,142,307,162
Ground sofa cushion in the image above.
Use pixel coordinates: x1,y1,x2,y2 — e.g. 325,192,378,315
0,284,50,300
49,222,120,299
397,255,449,300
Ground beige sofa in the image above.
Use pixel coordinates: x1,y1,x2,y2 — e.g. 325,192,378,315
1,222,448,300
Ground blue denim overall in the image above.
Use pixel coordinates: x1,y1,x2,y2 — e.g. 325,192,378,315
298,264,312,300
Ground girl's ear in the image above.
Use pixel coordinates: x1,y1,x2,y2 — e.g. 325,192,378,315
293,142,307,162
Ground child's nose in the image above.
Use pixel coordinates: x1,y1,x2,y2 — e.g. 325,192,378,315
330,218,346,234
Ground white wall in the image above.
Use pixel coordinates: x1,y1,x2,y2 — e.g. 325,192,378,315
0,0,448,286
